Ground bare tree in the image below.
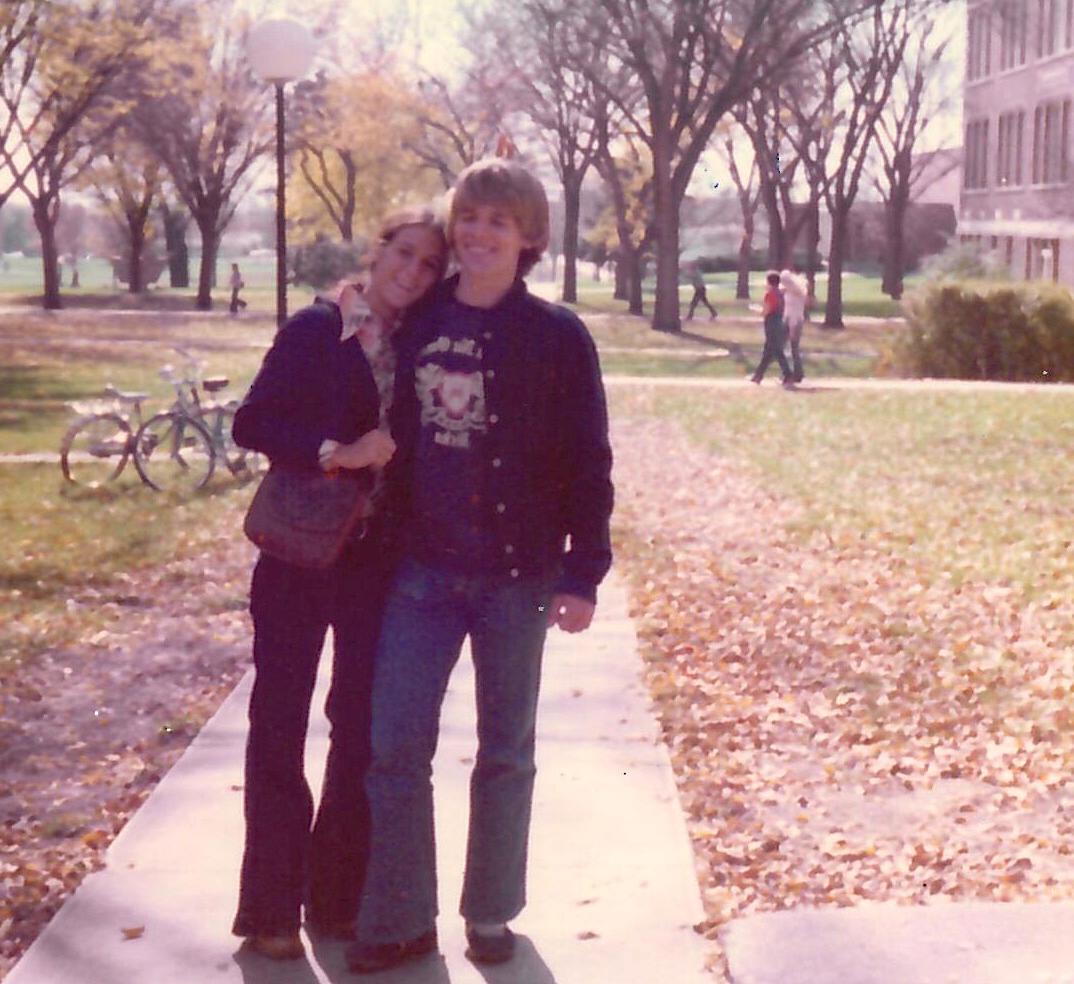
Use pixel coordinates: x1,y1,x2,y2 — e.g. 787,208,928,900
735,79,825,279
402,71,505,191
870,11,956,299
468,1,610,303
719,131,762,300
779,2,915,328
560,0,888,333
592,108,653,315
0,0,158,308
85,136,161,293
133,8,270,309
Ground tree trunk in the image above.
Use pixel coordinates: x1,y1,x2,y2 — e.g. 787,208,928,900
613,253,626,300
161,203,190,288
805,198,821,300
127,219,146,294
625,247,643,315
195,218,218,310
823,210,847,328
33,200,62,310
736,207,755,299
650,143,680,332
761,178,785,270
882,190,909,300
561,174,582,304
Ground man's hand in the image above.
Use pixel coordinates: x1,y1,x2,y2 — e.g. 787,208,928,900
546,593,595,633
328,430,396,470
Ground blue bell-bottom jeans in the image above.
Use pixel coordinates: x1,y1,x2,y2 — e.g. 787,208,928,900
356,557,552,944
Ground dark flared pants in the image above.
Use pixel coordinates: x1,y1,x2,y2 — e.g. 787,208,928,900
232,544,389,937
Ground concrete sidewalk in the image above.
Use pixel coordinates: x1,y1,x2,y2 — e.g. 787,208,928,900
6,572,712,984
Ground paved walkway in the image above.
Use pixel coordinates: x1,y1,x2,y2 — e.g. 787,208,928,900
5,573,712,984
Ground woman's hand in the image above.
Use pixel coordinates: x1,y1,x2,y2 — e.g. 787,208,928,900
327,430,396,470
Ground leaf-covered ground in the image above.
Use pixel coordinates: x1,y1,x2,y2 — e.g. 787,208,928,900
610,392,1074,980
0,492,255,978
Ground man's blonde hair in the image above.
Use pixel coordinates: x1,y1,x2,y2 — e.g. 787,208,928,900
447,157,550,277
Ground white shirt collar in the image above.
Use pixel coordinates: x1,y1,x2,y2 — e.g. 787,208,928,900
340,293,374,342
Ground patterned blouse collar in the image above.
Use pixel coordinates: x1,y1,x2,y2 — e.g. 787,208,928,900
339,291,399,342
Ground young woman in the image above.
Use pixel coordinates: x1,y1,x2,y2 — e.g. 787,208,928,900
230,209,447,961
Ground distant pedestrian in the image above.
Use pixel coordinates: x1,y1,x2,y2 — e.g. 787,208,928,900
750,271,793,387
685,262,718,320
781,268,809,383
229,262,247,315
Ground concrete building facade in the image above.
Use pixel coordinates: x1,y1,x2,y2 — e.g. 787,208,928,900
959,0,1074,289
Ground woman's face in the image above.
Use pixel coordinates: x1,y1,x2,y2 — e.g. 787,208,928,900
366,225,445,317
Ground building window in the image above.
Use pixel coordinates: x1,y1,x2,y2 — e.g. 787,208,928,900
1027,238,1061,280
997,110,1025,186
1000,4,1029,68
1005,236,1014,268
1039,0,1060,57
968,7,992,80
1032,98,1071,183
965,119,990,189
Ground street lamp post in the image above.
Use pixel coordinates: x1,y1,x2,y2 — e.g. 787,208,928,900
246,19,315,329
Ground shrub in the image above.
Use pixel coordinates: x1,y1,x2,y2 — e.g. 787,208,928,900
918,241,1010,282
894,282,1074,381
291,237,366,289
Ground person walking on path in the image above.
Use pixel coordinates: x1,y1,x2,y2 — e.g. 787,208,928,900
229,211,447,962
750,270,794,387
781,267,809,383
346,157,614,975
685,262,718,320
229,262,248,315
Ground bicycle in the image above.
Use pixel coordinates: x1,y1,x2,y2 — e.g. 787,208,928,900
133,348,262,493
59,385,149,488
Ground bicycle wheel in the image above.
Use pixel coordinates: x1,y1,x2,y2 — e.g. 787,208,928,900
201,406,262,477
60,413,132,488
133,412,215,492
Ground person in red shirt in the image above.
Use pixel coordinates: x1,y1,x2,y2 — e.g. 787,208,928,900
750,270,794,386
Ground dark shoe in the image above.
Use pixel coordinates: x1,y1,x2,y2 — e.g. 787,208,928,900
465,924,516,965
242,932,305,961
346,930,438,974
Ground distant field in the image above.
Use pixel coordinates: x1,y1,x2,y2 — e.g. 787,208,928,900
0,254,292,313
1,253,915,320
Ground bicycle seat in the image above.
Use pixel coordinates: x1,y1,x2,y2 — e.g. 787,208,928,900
202,377,230,392
103,385,148,403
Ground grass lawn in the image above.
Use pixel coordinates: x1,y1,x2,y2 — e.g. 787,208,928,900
0,311,275,454
0,463,255,673
610,384,1074,604
0,254,288,314
568,268,921,320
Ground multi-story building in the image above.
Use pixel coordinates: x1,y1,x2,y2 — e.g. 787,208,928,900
959,0,1074,288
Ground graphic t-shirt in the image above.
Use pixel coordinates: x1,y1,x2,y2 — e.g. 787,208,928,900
409,297,496,572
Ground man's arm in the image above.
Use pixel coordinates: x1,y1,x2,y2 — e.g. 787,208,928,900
553,314,614,623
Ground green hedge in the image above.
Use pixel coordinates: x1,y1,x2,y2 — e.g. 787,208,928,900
894,282,1074,382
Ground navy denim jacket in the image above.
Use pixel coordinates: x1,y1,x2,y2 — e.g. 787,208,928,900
390,276,614,603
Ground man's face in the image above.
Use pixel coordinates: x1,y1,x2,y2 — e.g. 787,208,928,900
451,201,531,285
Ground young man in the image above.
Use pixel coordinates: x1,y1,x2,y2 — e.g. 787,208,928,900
347,158,614,974
750,270,794,387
